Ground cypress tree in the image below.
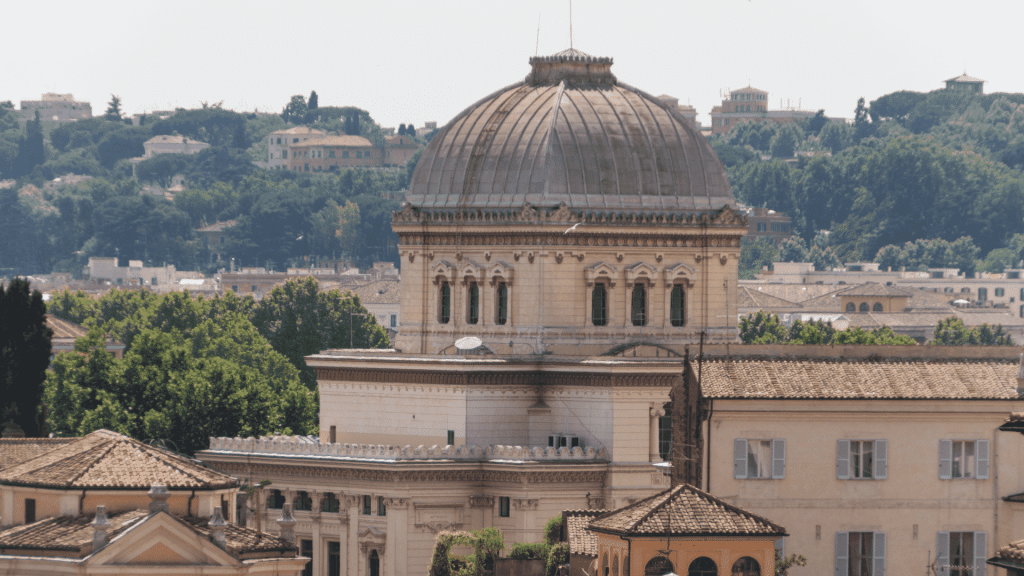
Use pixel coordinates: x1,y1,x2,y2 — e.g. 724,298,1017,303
0,278,52,437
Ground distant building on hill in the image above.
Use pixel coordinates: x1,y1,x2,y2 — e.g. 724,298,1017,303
383,135,420,167
195,220,237,263
286,135,380,172
267,126,326,169
655,94,700,128
709,86,816,135
142,135,210,159
18,93,92,123
741,206,792,244
944,73,985,94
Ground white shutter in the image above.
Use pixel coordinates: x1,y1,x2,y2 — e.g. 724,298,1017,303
837,439,851,480
974,531,987,576
835,532,848,576
935,532,950,576
939,439,953,480
734,438,748,479
775,537,785,559
976,439,990,480
772,439,786,479
873,439,888,479
873,532,886,576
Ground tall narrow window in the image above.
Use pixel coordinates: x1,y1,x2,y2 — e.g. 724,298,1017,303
377,496,387,516
447,430,455,445
671,285,685,326
467,282,480,324
499,496,511,517
658,414,672,461
328,541,341,576
631,284,647,326
362,495,372,515
495,282,508,325
25,499,35,524
592,284,608,326
439,281,451,324
301,539,313,576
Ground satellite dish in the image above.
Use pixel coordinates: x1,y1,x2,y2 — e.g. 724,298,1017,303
455,336,483,350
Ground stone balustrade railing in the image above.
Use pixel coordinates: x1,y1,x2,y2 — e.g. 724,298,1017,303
207,436,607,461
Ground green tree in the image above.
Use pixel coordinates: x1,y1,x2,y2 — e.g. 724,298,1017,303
778,236,809,262
819,120,853,153
105,95,123,121
738,311,787,344
250,278,390,389
932,317,972,345
308,90,318,111
0,278,53,436
282,95,308,124
978,247,1016,273
832,326,916,345
13,110,45,177
739,237,780,280
854,97,876,141
770,123,804,158
807,244,841,271
788,319,835,344
775,551,807,575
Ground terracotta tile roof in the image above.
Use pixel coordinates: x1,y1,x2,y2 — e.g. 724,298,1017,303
195,220,237,233
0,429,237,490
701,357,1020,400
838,283,915,297
270,126,326,136
291,135,372,148
0,509,296,559
737,287,799,309
565,509,607,556
350,279,400,305
993,540,1024,568
588,484,785,537
739,283,837,304
946,73,985,83
45,314,89,339
0,437,76,470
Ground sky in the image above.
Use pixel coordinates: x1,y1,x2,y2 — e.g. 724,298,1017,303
4,0,1021,129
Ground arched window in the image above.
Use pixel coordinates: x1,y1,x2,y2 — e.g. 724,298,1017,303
467,281,480,324
593,284,608,326
602,552,609,576
321,492,340,513
631,284,647,326
495,282,508,325
872,302,883,312
293,491,312,511
846,302,856,312
644,556,674,576
439,281,451,324
688,557,717,576
612,552,620,576
859,302,869,312
731,557,760,576
671,284,686,326
267,489,285,509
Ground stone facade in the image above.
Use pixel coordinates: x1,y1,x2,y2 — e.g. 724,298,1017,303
18,93,92,123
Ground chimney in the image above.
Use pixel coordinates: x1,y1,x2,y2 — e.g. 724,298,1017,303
276,503,296,543
148,484,171,513
209,506,227,550
1017,354,1024,397
669,352,704,490
91,505,110,550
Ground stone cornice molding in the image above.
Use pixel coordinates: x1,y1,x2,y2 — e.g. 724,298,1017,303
511,498,539,511
487,261,514,286
383,497,409,509
625,262,658,288
663,262,698,288
393,203,747,228
314,367,677,388
206,461,607,485
398,231,743,249
468,495,494,508
429,260,454,284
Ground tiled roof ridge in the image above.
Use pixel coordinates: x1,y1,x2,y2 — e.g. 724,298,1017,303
137,440,223,485
629,487,678,531
65,440,119,487
681,484,787,535
1,432,111,483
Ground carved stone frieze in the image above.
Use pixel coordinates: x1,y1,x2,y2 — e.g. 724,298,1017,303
392,203,748,229
384,497,409,509
468,496,494,508
511,498,539,511
315,366,673,388
210,461,606,485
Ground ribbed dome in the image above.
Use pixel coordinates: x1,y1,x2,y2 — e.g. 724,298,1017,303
405,50,734,212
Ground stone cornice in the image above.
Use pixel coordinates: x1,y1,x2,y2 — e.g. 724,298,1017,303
314,367,678,387
396,231,743,249
392,202,747,229
203,459,607,485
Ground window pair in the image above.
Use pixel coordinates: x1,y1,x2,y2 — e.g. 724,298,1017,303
361,495,387,516
437,281,508,325
733,438,785,479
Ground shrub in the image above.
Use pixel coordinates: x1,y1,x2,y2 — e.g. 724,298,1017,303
544,515,562,545
546,543,569,576
508,542,550,560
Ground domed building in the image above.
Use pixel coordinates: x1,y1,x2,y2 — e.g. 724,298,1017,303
394,48,746,355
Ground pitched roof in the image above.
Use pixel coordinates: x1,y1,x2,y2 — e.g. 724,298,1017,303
946,73,985,83
0,509,296,559
0,429,237,490
291,135,372,148
270,126,326,136
350,279,400,304
739,282,837,304
837,283,915,297
587,484,785,537
0,438,76,471
144,135,208,146
738,286,799,309
45,314,89,339
564,509,607,556
701,357,1019,400
195,220,237,233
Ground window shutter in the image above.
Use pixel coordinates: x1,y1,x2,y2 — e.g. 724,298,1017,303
873,532,886,576
935,532,949,576
974,531,987,576
938,439,953,480
837,440,850,480
874,439,888,479
976,439,990,480
734,439,748,479
775,537,785,559
834,532,848,576
772,439,786,479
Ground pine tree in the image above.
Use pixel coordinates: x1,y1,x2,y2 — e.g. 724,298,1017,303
398,124,407,136
308,90,318,110
0,278,53,437
105,95,123,121
13,110,44,176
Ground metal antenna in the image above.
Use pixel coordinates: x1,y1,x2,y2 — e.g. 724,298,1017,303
569,0,573,49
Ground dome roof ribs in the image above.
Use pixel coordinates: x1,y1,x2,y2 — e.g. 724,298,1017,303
460,85,535,207
491,86,551,207
620,89,664,209
576,88,617,210
542,81,570,203
595,88,644,208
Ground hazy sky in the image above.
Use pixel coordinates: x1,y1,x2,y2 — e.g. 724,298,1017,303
4,0,1019,129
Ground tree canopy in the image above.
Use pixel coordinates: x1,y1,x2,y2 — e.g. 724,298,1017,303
0,278,52,436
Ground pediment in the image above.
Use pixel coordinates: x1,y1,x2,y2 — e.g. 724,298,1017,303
88,513,237,567
584,262,618,287
430,260,455,283
625,262,658,286
488,261,514,284
663,262,698,287
458,260,485,282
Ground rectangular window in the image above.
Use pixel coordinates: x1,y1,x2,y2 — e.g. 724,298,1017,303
631,284,647,326
293,138,299,143
342,150,350,158
495,282,508,325
734,438,785,479
670,285,685,327
25,498,35,524
937,531,986,576
362,495,372,515
498,496,510,517
251,285,257,292
837,439,887,480
329,150,336,158
329,425,336,443
390,314,397,328
757,222,767,232
377,496,386,516
995,288,1005,297
978,287,987,301
658,414,672,461
592,283,607,326
939,439,989,479
447,430,455,445
328,541,341,576
301,539,313,576
276,138,282,144
836,531,885,576
231,285,238,292
467,281,480,324
356,150,362,158
439,281,451,324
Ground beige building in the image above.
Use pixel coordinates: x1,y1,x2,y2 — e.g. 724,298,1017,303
142,135,210,158
709,86,815,135
18,93,92,122
287,135,380,172
269,126,327,169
